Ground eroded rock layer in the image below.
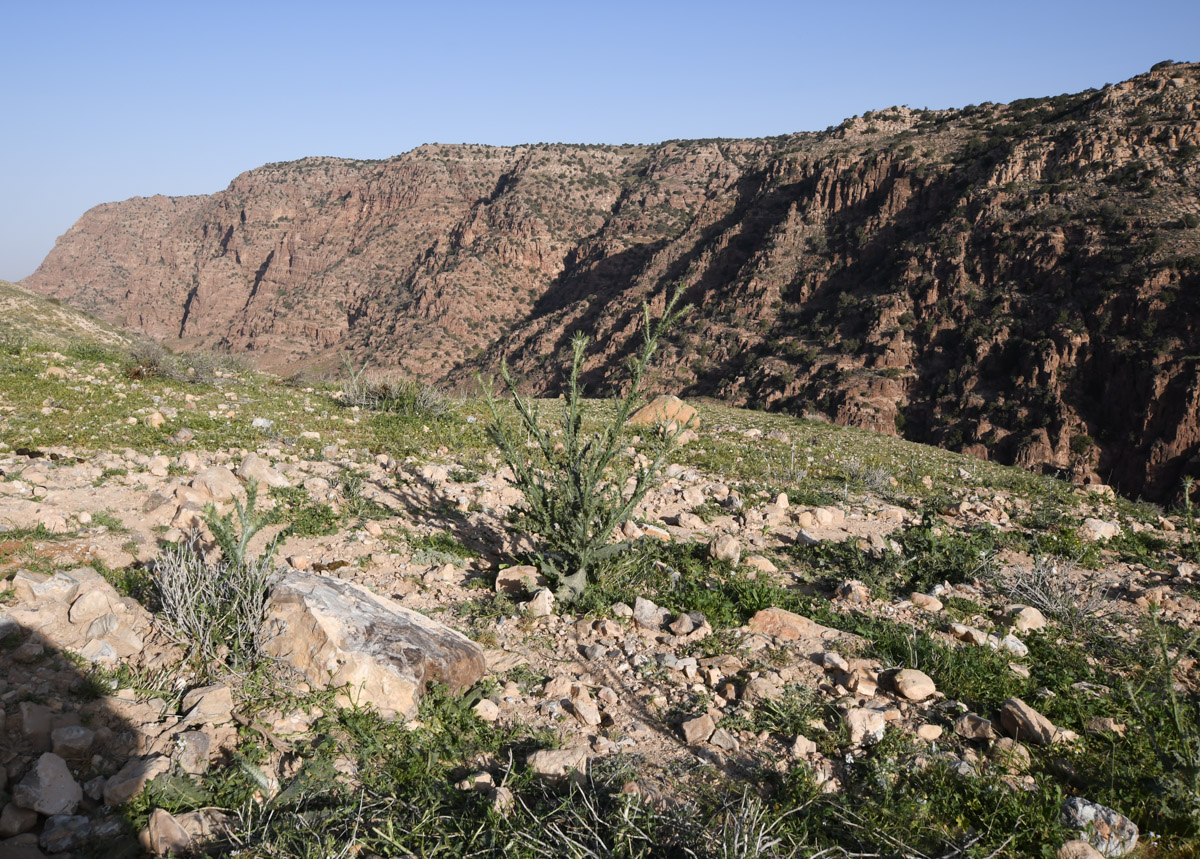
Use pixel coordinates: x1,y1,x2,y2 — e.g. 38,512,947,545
24,63,1200,499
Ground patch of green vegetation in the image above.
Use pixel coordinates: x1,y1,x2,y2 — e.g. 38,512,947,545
269,487,341,538
90,509,127,532
787,514,1006,598
407,530,475,567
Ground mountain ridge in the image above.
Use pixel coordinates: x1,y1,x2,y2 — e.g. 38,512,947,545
22,62,1200,500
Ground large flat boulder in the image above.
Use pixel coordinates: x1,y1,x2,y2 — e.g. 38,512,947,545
263,572,486,719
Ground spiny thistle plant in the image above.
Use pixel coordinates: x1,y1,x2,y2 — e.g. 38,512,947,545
481,286,692,601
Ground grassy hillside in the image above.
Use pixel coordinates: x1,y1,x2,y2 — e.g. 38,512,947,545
0,330,1197,856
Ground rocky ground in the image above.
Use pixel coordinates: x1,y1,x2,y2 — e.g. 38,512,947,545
1,339,1198,858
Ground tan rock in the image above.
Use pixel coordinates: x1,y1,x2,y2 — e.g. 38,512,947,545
1079,518,1120,542
527,748,589,784
494,564,547,597
744,555,778,574
1057,840,1104,859
181,685,235,725
1000,697,1058,745
191,466,242,502
473,699,501,722
954,713,999,740
1007,604,1048,632
237,452,290,489
845,708,887,746
681,714,715,744
262,571,486,719
709,534,741,565
68,589,116,625
526,588,555,618
743,676,783,703
572,694,602,727
104,754,171,806
145,808,192,856
909,593,943,612
893,669,937,701
628,395,698,430
746,608,848,649
0,803,39,837
916,724,944,742
13,753,82,815
790,735,817,757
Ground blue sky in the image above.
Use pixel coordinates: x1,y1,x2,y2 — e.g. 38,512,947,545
1,0,1196,281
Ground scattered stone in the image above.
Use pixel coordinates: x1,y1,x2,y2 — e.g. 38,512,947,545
192,466,243,502
916,724,944,742
238,452,290,488
527,748,589,784
681,714,716,744
1061,797,1138,857
668,613,695,635
572,694,602,727
262,572,486,719
709,534,741,565
1084,717,1126,737
494,565,547,597
836,580,871,604
744,555,778,574
893,669,937,701
628,396,698,430
39,814,90,853
790,735,817,757
473,699,501,722
1000,697,1059,745
1079,518,1120,542
181,684,235,725
1058,840,1105,859
1000,633,1029,657
526,588,555,618
709,728,739,751
0,804,39,837
1007,604,1048,632
748,608,848,647
456,771,495,793
103,755,170,806
144,807,192,856
176,731,212,774
50,725,94,759
909,593,943,612
989,737,1031,773
13,753,82,816
821,651,850,672
845,708,887,746
742,676,783,703
641,524,671,542
954,713,999,741
633,596,670,630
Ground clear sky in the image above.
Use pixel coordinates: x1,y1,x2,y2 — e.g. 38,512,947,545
1,0,1196,281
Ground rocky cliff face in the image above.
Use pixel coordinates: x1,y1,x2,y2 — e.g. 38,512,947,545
24,63,1200,500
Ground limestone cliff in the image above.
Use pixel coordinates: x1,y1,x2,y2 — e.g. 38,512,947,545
24,62,1200,500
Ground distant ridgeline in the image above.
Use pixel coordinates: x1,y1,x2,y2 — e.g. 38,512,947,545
22,62,1200,501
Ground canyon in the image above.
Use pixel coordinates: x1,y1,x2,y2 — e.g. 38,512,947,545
22,62,1200,501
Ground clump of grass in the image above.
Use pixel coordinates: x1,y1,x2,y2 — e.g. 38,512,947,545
340,355,450,418
994,554,1112,635
153,481,277,672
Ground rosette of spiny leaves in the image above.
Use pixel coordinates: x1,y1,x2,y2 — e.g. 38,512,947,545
481,286,692,601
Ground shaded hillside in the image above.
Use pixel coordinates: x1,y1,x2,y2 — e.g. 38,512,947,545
24,62,1200,499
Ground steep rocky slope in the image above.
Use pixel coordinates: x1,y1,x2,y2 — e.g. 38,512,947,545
23,62,1200,500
